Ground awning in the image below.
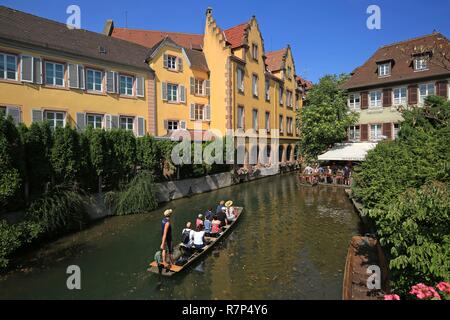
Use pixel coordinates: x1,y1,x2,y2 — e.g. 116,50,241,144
318,143,377,162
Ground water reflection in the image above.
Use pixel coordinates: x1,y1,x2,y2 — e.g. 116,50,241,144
0,173,361,300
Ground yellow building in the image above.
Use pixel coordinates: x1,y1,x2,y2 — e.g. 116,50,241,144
0,6,155,136
108,7,303,165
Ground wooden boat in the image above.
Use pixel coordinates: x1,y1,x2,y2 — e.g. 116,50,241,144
147,207,244,276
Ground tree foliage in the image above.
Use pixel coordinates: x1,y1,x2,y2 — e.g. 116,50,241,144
297,74,358,159
352,95,450,295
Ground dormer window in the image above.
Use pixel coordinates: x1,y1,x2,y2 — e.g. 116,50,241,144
414,57,428,71
378,62,391,77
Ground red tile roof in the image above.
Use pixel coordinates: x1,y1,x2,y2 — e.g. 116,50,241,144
296,76,313,90
223,22,249,49
111,28,203,49
341,32,450,90
265,48,287,72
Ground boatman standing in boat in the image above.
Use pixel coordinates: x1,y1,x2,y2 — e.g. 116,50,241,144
161,209,174,267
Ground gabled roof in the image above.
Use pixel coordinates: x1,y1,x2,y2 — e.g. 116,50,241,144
111,27,203,50
147,36,181,59
341,32,450,90
265,48,288,72
223,22,249,49
296,76,313,90
0,6,152,71
184,49,209,72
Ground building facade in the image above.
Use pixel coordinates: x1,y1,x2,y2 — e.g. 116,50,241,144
341,32,450,142
0,6,155,136
107,8,304,166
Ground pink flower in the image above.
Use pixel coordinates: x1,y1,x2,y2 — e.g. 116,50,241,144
410,283,441,300
436,282,450,294
384,294,400,300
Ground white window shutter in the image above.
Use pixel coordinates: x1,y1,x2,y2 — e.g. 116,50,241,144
78,65,85,89
20,55,33,83
180,120,187,129
105,114,112,129
31,109,43,123
137,117,145,136
136,77,144,97
205,80,210,96
106,71,115,93
190,104,195,120
111,115,119,129
68,64,79,88
33,57,42,84
162,82,168,101
76,112,86,131
190,77,195,95
163,54,168,69
164,120,168,130
114,72,119,93
6,107,21,125
204,105,211,121
178,57,183,72
179,85,186,103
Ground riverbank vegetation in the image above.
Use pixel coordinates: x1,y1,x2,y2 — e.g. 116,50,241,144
352,95,450,296
297,74,359,160
0,116,232,270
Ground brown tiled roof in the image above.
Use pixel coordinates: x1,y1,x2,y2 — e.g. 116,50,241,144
341,32,450,90
296,76,313,90
223,22,249,49
185,49,209,72
0,6,152,71
111,28,203,50
265,48,287,72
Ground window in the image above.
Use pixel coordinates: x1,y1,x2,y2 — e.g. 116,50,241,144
237,68,244,93
419,83,435,103
252,109,258,130
194,104,205,121
378,63,391,77
286,90,293,107
86,114,103,129
393,87,407,105
237,106,244,129
87,69,103,92
252,74,258,97
120,75,133,96
167,55,177,70
167,83,178,102
0,53,17,80
287,66,292,79
286,117,293,134
45,61,64,86
265,80,270,101
393,123,400,139
195,79,204,96
120,116,134,131
251,44,258,61
279,86,284,105
348,94,361,109
45,111,65,129
349,125,360,141
279,115,284,133
265,112,270,131
414,57,428,71
167,120,179,131
369,91,382,108
370,124,382,141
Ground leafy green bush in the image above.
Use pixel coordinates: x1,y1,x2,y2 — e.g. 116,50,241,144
137,135,159,173
352,95,450,295
26,185,89,236
0,219,42,269
105,170,157,215
372,181,450,295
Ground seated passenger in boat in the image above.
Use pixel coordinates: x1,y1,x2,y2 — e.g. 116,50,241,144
181,222,194,247
191,224,206,250
211,215,222,235
196,214,204,229
204,208,213,220
225,200,236,223
216,200,225,214
204,215,212,234
217,207,228,227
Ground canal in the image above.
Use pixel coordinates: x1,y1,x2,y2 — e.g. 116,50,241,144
0,172,362,299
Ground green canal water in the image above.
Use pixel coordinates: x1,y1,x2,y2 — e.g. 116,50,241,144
0,172,362,299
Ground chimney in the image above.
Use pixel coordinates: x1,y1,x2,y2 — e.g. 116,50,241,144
103,19,114,36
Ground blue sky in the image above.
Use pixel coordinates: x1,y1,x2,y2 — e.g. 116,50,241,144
1,0,449,82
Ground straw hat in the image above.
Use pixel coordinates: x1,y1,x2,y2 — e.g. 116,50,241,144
163,209,173,217
225,200,233,207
